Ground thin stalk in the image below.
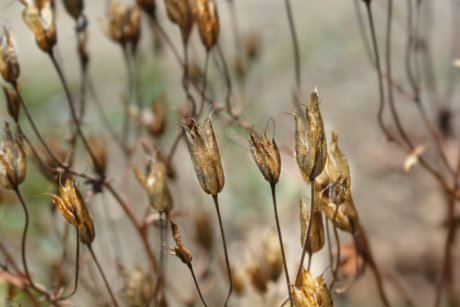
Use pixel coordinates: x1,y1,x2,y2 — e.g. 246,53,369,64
212,194,233,307
183,42,197,115
198,51,211,117
187,263,208,307
330,207,341,289
296,180,315,282
216,44,234,118
121,46,134,154
270,183,292,306
87,244,119,307
283,0,301,89
59,230,80,301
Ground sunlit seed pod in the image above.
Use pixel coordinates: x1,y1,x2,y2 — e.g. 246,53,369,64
164,0,194,43
181,114,225,196
291,286,316,307
295,267,314,288
137,0,156,17
261,232,283,282
321,198,359,233
88,136,107,177
2,87,20,122
314,275,333,307
63,0,84,20
247,128,281,185
194,212,213,252
0,28,20,84
0,123,27,189
299,199,325,253
170,220,193,264
195,0,220,50
122,266,154,307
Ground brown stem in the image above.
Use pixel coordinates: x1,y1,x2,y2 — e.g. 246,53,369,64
330,207,341,289
270,184,293,306
59,230,80,301
212,194,233,307
187,263,208,307
182,42,197,115
283,0,301,90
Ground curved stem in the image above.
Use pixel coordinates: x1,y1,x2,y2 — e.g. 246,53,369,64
87,244,119,307
187,263,208,307
212,195,233,307
59,230,80,301
270,184,292,306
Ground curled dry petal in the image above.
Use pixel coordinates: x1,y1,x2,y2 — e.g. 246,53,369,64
0,28,20,84
0,123,27,189
247,128,281,185
195,0,219,50
181,115,225,196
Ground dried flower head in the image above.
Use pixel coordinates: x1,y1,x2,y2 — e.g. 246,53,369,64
164,0,194,44
291,89,327,182
247,125,281,185
300,198,325,254
2,87,20,122
137,0,156,17
105,1,142,51
169,219,193,264
88,136,107,177
195,0,220,50
51,178,95,244
62,0,84,21
134,146,173,212
181,114,225,196
0,28,20,84
0,123,26,189
292,269,333,307
121,265,154,307
20,0,57,53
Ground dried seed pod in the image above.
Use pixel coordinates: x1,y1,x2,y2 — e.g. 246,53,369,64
246,255,267,294
261,232,283,282
137,0,156,17
20,0,57,53
2,87,20,122
122,266,154,307
88,136,107,177
149,95,167,136
170,219,192,264
293,269,333,307
247,127,281,185
291,286,316,307
299,199,325,253
181,114,225,196
195,0,220,50
194,212,213,252
315,275,333,306
105,1,142,51
292,89,327,182
63,0,84,21
126,6,142,52
164,0,194,44
0,123,26,189
232,269,245,295
0,28,20,84
51,178,95,244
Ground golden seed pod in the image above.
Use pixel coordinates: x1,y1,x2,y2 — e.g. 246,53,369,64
0,123,27,189
122,266,154,307
261,232,283,282
164,0,194,43
299,199,325,254
292,89,327,182
293,269,333,307
20,0,57,53
137,0,156,17
194,212,213,252
0,28,20,84
149,95,167,137
52,178,95,244
2,87,20,122
195,0,220,50
181,115,225,196
170,219,193,264
63,0,84,21
315,275,333,307
88,136,107,177
247,128,281,185
291,286,316,307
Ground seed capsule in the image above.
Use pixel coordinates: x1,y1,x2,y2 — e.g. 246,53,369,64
247,127,281,185
299,199,325,254
170,219,192,264
0,123,26,189
148,95,167,137
105,1,142,51
164,0,194,44
121,265,154,307
181,115,225,196
2,87,20,122
292,89,327,182
195,0,220,50
0,28,20,84
292,269,333,307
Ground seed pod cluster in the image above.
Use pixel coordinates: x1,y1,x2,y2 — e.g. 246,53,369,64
316,132,359,233
121,265,154,307
299,198,325,254
106,1,142,52
20,0,57,53
0,28,20,84
134,146,173,212
292,268,333,307
0,123,27,189
247,128,281,185
51,178,95,244
181,115,225,196
292,89,327,182
195,0,220,50
164,0,194,44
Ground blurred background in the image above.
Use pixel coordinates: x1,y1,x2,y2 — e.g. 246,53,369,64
0,0,459,306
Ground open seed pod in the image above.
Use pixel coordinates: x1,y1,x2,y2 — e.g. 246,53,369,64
0,123,26,189
299,198,325,254
0,28,20,84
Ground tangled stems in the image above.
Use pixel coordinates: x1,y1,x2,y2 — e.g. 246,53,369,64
270,183,293,306
212,195,233,307
87,244,119,307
